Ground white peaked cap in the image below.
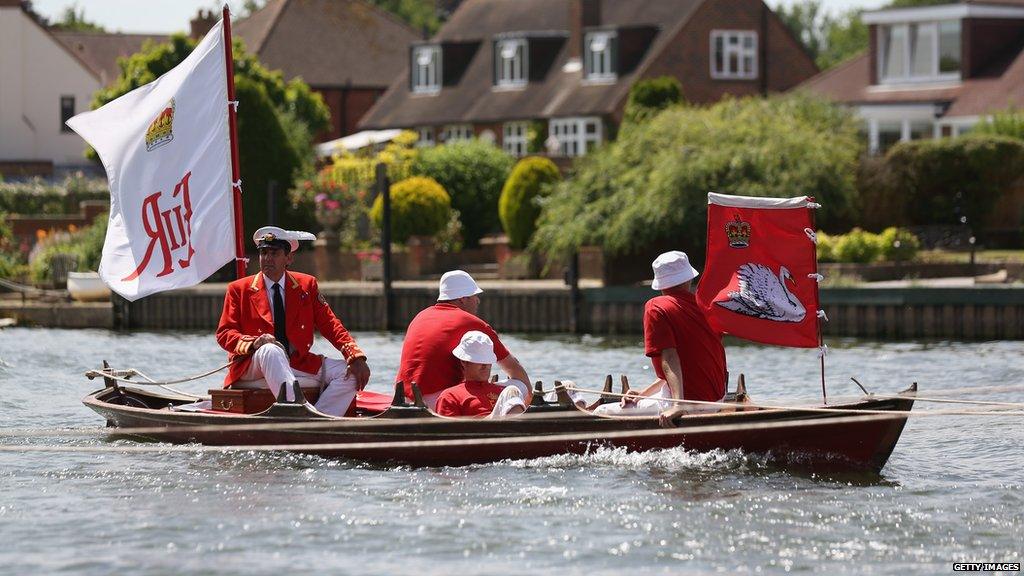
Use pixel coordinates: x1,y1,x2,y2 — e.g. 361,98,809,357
438,269,483,301
651,250,700,290
252,226,316,253
452,330,498,364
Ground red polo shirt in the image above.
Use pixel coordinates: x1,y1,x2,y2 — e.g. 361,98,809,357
435,380,506,417
643,290,727,402
396,303,510,398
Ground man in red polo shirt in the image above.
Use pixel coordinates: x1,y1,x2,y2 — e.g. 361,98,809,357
435,331,531,418
594,251,726,421
396,270,530,410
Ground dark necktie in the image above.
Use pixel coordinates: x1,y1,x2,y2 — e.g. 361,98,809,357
272,283,289,354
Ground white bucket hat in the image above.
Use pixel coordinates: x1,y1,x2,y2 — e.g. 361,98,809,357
438,270,483,301
452,330,498,364
651,250,700,290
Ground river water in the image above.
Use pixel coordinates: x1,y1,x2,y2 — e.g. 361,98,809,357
0,328,1021,575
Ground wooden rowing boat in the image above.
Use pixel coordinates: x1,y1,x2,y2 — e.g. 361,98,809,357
82,372,916,472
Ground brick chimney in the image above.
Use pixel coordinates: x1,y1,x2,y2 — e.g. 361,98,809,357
568,0,601,62
190,9,217,40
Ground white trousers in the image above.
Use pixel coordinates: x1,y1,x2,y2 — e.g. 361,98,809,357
235,344,358,416
487,379,529,418
593,382,725,416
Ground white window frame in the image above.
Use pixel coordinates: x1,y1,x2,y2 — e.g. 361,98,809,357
411,45,441,94
584,31,617,81
503,121,529,157
877,21,961,85
710,30,758,80
495,38,528,88
416,126,436,148
441,124,474,143
857,104,941,154
548,117,602,157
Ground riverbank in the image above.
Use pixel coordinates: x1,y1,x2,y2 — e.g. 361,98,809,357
3,280,1023,339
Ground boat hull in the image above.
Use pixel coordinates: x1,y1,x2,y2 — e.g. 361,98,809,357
83,386,914,472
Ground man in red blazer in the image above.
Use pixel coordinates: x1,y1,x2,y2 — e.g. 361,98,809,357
216,226,370,415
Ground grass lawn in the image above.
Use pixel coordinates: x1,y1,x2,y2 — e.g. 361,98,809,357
917,249,1024,263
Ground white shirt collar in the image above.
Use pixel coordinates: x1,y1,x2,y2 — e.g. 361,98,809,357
262,273,286,310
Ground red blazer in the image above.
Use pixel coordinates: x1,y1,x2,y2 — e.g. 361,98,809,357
216,271,365,386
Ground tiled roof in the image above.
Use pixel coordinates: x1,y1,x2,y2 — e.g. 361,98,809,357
53,31,169,86
800,48,1024,117
232,0,420,88
360,0,706,128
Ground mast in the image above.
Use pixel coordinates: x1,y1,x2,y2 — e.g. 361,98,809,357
222,5,247,279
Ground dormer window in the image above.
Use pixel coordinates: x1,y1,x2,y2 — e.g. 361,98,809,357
878,21,960,83
585,31,617,81
710,30,758,80
495,38,527,87
412,45,441,94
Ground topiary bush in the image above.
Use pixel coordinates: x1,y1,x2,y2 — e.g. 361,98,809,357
878,226,920,262
832,227,883,263
623,76,684,125
411,141,513,247
370,177,451,243
499,157,561,249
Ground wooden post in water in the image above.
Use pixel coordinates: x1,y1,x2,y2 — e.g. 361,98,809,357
377,163,393,330
567,251,581,333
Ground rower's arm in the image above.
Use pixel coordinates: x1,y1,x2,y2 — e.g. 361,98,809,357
659,348,684,399
498,354,532,404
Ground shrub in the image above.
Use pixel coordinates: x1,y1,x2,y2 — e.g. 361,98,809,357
623,76,684,125
816,231,836,263
973,107,1024,141
532,93,862,265
369,177,451,243
28,212,108,283
832,228,883,263
882,135,1024,229
878,226,920,262
499,157,561,249
412,141,514,247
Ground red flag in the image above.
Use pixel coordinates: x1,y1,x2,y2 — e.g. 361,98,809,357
696,193,821,348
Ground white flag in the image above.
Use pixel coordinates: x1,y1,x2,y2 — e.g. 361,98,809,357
67,20,235,301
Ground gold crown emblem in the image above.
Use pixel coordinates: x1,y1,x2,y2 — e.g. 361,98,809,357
145,98,175,152
261,233,278,242
725,214,751,248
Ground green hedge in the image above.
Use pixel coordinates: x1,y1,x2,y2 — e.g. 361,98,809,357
370,177,451,243
412,141,513,247
0,175,108,215
875,135,1024,229
499,156,561,249
532,93,862,263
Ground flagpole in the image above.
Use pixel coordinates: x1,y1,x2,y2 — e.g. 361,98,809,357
222,5,247,279
810,198,827,405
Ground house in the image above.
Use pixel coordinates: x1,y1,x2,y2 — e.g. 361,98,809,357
0,0,102,176
53,31,169,88
358,0,818,158
802,0,1024,154
233,0,421,141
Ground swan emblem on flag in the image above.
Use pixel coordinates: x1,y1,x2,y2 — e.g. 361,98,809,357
715,263,806,323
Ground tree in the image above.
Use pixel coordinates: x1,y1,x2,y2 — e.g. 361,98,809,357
775,0,947,71
531,94,862,266
50,3,105,32
91,34,330,233
623,76,684,125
